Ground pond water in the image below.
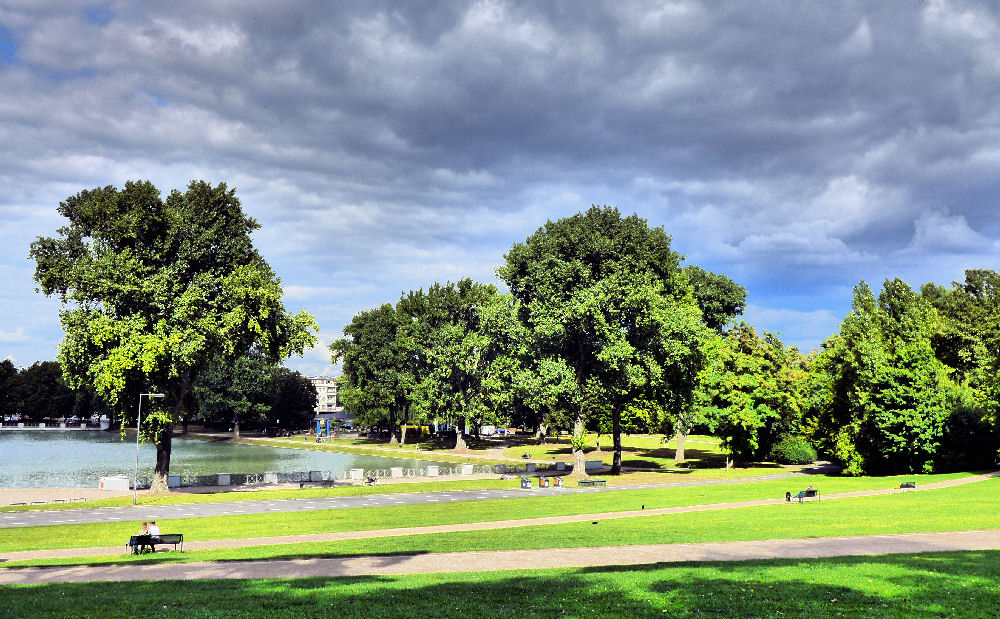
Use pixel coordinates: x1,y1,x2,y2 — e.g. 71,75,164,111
0,431,453,488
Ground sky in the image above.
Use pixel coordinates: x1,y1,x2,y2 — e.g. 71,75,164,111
2,1,1000,376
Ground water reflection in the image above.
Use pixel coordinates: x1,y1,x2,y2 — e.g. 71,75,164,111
0,431,452,488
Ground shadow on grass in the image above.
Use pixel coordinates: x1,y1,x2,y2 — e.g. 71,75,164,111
4,551,999,618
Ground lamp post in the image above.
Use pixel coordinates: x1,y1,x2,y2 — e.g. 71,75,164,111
134,393,165,505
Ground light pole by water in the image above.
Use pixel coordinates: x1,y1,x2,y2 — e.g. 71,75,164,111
134,393,165,505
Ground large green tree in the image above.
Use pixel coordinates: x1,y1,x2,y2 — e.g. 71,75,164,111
31,180,317,491
331,303,415,444
499,206,710,474
807,279,956,475
400,280,515,449
192,353,277,439
695,323,808,464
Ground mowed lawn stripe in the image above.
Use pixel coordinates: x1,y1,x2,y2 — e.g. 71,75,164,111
0,472,976,553
3,476,1000,567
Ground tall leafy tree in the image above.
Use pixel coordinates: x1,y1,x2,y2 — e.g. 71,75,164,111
270,367,319,432
683,265,747,331
31,180,317,491
401,280,513,449
499,206,710,474
807,279,955,475
192,354,277,439
331,303,415,444
672,265,748,460
695,323,808,463
924,270,1000,424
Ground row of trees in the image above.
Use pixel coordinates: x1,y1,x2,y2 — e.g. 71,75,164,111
0,360,85,421
29,179,999,483
0,357,318,438
600,272,1000,476
334,207,748,475
192,353,317,437
806,273,1000,475
335,207,1000,476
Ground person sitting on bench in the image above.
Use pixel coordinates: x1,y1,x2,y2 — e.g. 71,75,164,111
131,522,152,554
147,521,160,536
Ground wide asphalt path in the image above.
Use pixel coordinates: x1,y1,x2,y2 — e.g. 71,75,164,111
0,472,808,528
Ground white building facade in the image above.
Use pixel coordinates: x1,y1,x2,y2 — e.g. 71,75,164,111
309,376,341,415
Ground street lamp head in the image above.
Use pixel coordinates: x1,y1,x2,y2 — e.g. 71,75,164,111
143,393,166,398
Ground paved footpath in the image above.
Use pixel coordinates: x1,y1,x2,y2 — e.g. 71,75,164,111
0,472,812,529
3,471,997,564
2,530,999,584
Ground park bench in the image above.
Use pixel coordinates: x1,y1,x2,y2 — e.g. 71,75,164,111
790,489,820,503
577,479,607,487
126,534,184,554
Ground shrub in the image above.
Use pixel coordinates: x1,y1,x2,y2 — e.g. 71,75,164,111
769,436,817,465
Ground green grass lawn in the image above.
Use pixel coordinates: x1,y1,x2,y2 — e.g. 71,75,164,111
243,431,728,471
0,472,982,559
500,433,726,469
3,551,999,617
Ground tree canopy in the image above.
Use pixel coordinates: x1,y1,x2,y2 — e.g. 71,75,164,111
31,180,316,490
498,206,711,474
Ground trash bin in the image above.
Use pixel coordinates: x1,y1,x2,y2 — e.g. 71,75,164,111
521,477,532,489
553,477,562,487
539,477,549,488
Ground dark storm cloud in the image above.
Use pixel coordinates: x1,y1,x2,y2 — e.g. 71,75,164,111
2,0,1000,369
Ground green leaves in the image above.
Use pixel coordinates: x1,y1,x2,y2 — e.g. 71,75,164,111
31,180,317,480
500,206,714,472
808,279,957,475
696,323,807,461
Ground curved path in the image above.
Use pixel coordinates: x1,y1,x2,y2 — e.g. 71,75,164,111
2,530,999,584
4,471,997,564
0,471,813,529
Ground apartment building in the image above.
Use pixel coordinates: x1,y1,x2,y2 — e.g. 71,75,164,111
309,376,341,414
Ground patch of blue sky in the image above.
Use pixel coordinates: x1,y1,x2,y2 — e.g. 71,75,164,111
83,6,115,26
155,97,168,107
0,26,16,64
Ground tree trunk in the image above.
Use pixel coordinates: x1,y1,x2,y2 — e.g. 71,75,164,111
674,428,687,462
400,423,407,446
454,425,467,451
572,412,586,476
536,422,547,445
611,408,622,475
181,417,189,435
149,367,191,493
388,411,399,445
150,424,173,494
233,417,240,440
